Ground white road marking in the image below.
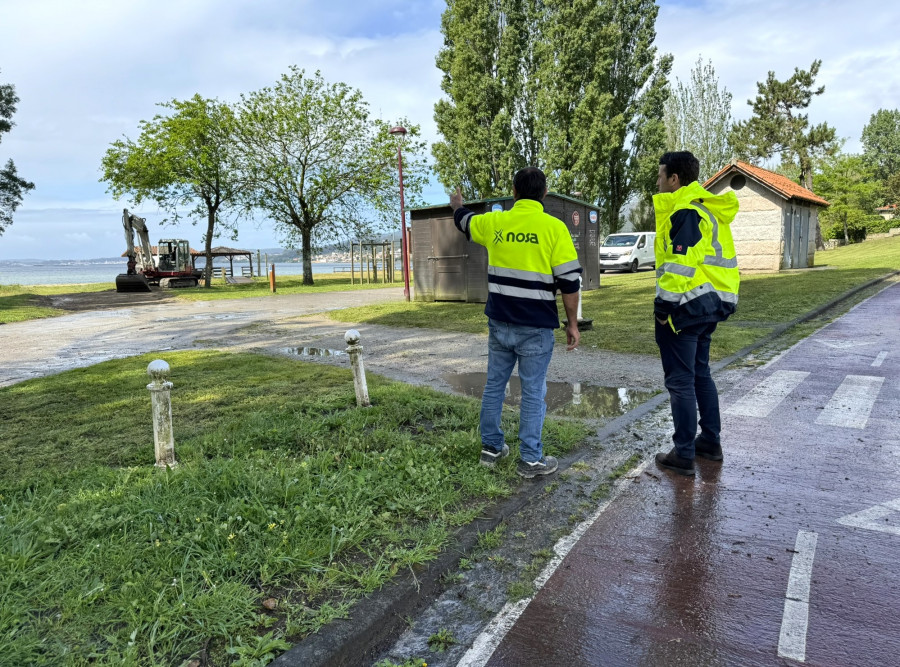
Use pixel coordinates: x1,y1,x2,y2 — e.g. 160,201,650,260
725,370,810,418
837,497,900,538
815,339,874,349
815,375,884,429
778,530,818,662
456,458,652,667
872,351,888,367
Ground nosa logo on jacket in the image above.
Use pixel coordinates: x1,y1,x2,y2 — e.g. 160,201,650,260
498,231,540,244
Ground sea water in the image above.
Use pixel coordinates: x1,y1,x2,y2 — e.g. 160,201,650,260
0,260,363,286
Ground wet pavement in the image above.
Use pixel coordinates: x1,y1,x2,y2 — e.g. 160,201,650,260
463,282,900,667
442,372,657,419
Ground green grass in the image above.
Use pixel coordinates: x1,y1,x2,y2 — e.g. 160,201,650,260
0,283,113,324
172,273,402,302
0,350,587,666
328,235,900,360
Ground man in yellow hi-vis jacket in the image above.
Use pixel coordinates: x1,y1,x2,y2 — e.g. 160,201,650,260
450,168,581,478
653,152,740,477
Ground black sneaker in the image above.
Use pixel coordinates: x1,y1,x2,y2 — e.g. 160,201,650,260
694,437,723,461
655,448,696,476
480,444,510,467
516,456,558,479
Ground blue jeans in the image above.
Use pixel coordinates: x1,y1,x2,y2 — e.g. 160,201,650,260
655,319,721,459
481,319,555,463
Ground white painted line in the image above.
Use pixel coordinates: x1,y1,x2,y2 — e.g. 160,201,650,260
778,530,818,662
815,375,885,429
872,351,888,367
837,497,900,538
725,370,810,418
456,458,652,667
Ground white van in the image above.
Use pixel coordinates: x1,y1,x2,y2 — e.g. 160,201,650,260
598,232,656,273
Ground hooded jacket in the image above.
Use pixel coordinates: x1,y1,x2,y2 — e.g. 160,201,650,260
652,181,740,331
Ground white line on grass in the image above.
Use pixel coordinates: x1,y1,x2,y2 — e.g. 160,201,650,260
778,530,818,662
456,458,652,667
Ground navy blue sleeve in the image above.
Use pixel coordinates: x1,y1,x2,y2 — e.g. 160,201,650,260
669,209,702,255
453,206,475,241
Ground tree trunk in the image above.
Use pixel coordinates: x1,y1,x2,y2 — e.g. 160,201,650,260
301,230,314,286
203,208,216,288
842,212,849,244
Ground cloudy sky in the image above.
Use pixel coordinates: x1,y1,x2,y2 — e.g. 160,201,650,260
1,0,898,260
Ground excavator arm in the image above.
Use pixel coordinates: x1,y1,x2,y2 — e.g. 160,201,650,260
122,208,156,273
116,208,155,292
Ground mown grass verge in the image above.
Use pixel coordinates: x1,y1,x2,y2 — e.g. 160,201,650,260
171,274,402,302
0,350,587,665
0,283,114,324
327,235,900,360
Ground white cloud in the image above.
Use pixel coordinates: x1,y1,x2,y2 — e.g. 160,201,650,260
1,0,896,259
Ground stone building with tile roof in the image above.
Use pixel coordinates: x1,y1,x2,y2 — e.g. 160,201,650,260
704,161,830,271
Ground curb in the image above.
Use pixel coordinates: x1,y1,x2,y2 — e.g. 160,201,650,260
272,271,899,667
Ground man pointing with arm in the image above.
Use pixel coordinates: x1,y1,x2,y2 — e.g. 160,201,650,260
450,167,581,478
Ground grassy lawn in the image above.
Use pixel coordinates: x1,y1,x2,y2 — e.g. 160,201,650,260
172,273,402,302
329,235,900,360
0,351,587,665
0,283,114,324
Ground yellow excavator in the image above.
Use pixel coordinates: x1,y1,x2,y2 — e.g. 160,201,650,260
116,209,202,292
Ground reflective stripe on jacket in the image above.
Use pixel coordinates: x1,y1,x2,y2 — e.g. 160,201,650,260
652,181,740,331
455,198,582,329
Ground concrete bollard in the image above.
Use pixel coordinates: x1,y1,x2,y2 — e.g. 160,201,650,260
147,359,177,468
344,329,371,407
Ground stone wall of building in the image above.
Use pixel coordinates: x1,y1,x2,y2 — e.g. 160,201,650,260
707,179,783,271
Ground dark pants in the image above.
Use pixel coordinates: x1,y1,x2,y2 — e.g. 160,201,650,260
655,319,721,459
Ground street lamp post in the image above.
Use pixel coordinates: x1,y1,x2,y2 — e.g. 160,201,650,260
389,125,411,301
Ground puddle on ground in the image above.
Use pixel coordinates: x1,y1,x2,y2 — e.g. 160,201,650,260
283,346,346,358
443,372,657,418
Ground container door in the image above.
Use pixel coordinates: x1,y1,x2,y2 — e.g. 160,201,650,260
583,207,600,289
792,207,804,268
432,216,468,301
782,208,793,269
798,207,810,268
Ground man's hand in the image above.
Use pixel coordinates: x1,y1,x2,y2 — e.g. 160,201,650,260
450,187,463,212
566,321,580,351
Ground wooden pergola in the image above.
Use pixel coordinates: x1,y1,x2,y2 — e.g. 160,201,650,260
190,246,255,277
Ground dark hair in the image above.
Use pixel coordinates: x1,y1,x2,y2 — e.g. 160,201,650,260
513,167,547,201
659,151,700,186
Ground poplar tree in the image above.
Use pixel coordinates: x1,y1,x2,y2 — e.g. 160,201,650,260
432,0,535,198
664,56,734,182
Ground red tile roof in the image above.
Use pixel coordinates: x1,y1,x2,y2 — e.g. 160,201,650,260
876,203,898,211
704,161,830,207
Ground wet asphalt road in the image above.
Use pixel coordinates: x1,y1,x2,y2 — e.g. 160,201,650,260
0,287,404,386
468,282,900,667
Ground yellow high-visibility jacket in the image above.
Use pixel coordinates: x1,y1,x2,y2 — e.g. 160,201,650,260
454,198,582,328
652,181,740,331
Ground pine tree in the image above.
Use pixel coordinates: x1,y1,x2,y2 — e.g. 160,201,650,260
0,69,35,236
731,60,838,249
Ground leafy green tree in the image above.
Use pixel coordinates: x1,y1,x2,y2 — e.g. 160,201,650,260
100,95,245,287
233,68,427,285
884,171,900,215
861,108,900,182
626,196,656,233
0,69,35,236
731,60,839,249
538,0,671,233
432,0,536,199
664,56,733,182
813,154,882,244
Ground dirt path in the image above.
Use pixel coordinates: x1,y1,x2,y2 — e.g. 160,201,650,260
0,287,672,397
